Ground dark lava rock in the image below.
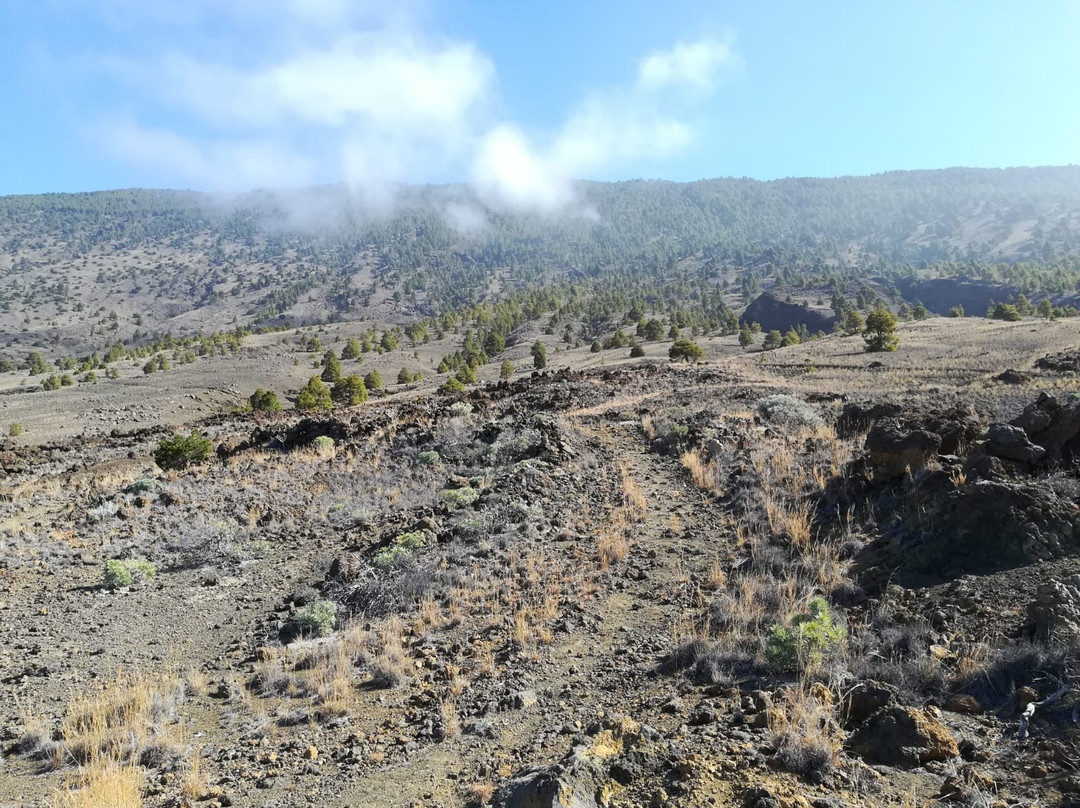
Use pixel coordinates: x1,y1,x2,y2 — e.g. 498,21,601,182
1028,575,1080,643
864,419,941,480
983,423,1045,464
842,680,898,725
739,292,835,335
848,706,959,767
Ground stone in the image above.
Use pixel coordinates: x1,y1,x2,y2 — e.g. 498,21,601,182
943,694,981,715
865,419,941,480
842,680,897,725
1028,575,1080,643
848,706,959,767
1016,686,1038,710
984,423,1045,464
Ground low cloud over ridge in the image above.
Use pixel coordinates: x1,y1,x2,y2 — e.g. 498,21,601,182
63,1,738,220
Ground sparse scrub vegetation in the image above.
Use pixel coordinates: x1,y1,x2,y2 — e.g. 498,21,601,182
290,600,337,638
154,430,212,470
104,558,156,589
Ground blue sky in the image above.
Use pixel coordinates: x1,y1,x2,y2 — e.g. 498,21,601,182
2,0,1078,198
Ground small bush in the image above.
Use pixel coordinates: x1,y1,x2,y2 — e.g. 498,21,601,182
291,601,337,638
766,597,846,672
755,394,823,430
376,531,428,566
249,389,283,412
154,431,213,471
104,560,132,589
104,559,156,589
312,436,335,454
442,487,479,509
418,450,441,466
8,422,23,436
448,402,473,417
669,338,705,362
395,531,426,551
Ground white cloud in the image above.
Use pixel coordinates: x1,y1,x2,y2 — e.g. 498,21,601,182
470,37,733,214
161,35,494,132
471,125,573,214
64,0,736,215
99,120,316,191
637,39,735,91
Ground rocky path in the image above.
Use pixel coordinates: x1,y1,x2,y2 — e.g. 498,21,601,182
327,413,729,807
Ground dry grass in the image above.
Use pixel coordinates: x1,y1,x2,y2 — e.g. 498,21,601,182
464,780,496,806
54,760,144,808
56,670,184,769
770,681,845,781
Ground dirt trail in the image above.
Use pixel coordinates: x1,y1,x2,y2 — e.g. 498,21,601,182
329,414,728,806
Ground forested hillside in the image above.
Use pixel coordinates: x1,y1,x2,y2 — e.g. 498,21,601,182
2,166,1080,362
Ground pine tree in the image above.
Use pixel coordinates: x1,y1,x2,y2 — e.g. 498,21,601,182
341,338,361,360
864,307,899,352
332,375,368,405
297,376,333,411
321,350,342,383
531,340,547,369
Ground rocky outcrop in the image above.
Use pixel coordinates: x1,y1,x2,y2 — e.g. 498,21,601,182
1035,349,1080,374
496,716,665,808
983,423,1045,464
739,293,835,335
1010,392,1080,464
864,419,941,480
1028,575,1080,642
848,706,959,767
842,680,898,725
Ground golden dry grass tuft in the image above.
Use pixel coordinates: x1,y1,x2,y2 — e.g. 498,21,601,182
54,760,145,808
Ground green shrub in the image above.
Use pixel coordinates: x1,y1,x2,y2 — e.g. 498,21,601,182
104,560,132,589
291,601,337,638
375,530,428,566
448,402,473,417
104,558,156,589
42,374,62,390
440,377,466,394
765,597,846,672
668,338,705,362
375,545,412,566
154,431,213,470
864,306,900,352
124,478,158,494
126,559,157,582
755,394,823,430
395,531,426,551
332,375,368,406
312,435,335,452
297,376,333,411
249,389,283,412
8,423,23,437
990,303,1023,322
418,451,441,466
442,487,479,509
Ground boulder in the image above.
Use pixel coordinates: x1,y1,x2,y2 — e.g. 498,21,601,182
848,705,959,767
1011,392,1080,463
496,717,659,808
842,680,897,725
865,419,941,480
983,423,1045,464
1028,575,1080,643
995,369,1033,385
